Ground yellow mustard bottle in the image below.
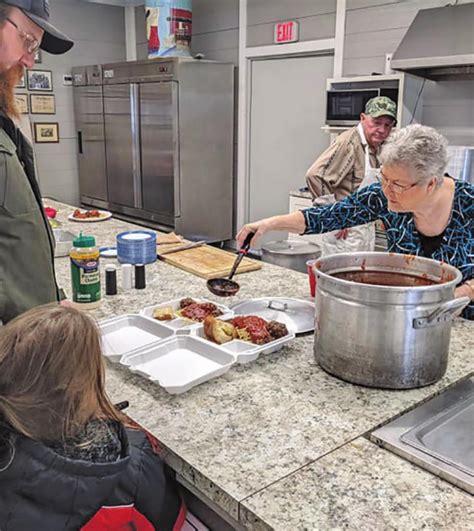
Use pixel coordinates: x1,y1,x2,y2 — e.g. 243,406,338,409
69,233,101,309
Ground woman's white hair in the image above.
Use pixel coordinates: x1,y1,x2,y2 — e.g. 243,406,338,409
380,124,448,186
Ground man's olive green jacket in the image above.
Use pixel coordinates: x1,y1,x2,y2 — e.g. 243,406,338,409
0,114,59,323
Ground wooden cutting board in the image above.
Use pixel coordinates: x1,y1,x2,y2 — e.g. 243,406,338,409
159,244,262,279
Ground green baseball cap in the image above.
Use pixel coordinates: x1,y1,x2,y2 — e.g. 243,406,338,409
365,96,397,121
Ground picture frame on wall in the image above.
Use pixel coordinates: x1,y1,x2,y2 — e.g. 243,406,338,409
34,122,59,143
16,74,25,89
15,94,29,114
27,69,53,92
30,94,56,114
34,49,42,64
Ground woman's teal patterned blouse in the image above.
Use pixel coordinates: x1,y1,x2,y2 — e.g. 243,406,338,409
302,180,473,319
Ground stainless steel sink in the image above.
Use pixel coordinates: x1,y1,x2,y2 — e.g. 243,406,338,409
371,376,474,494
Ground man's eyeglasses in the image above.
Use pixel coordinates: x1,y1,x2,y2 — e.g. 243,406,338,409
377,171,419,194
5,17,41,55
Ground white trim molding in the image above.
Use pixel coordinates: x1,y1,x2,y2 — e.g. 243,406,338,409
246,38,336,59
333,0,346,77
125,5,137,61
236,0,249,230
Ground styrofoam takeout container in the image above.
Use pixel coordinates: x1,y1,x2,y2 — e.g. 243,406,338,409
53,229,76,257
121,335,236,394
99,314,175,362
140,298,233,332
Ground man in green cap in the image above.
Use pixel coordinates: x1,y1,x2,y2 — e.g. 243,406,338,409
306,95,397,255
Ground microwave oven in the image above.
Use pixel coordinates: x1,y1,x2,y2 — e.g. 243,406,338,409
326,89,379,126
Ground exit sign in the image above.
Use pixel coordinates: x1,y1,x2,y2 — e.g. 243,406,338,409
274,20,299,44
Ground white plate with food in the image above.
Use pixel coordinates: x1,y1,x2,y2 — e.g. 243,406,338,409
140,297,233,332
68,208,112,222
121,335,235,394
193,314,295,363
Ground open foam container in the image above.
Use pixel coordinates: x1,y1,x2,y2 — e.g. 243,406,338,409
121,336,236,394
140,298,233,333
99,299,294,393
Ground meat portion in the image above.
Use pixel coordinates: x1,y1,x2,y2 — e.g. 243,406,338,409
267,320,289,340
179,297,196,309
179,302,223,322
72,209,103,219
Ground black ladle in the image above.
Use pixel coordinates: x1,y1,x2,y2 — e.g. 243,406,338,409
207,232,255,297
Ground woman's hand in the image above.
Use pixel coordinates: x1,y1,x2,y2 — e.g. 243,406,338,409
236,219,274,248
236,212,307,249
455,281,474,301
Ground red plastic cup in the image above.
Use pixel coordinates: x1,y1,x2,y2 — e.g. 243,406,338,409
306,259,318,298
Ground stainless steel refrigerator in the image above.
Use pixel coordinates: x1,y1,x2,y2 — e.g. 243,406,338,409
72,58,234,242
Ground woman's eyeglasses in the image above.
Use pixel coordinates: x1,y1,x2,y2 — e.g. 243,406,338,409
6,17,41,55
377,171,419,194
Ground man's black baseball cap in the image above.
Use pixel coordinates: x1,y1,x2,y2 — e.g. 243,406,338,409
2,0,73,54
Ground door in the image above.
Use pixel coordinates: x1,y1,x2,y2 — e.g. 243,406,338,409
103,84,139,208
140,81,177,224
248,54,333,245
74,85,107,201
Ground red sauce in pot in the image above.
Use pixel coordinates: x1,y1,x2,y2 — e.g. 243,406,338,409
332,271,441,287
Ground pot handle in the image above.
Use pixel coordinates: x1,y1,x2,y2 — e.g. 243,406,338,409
413,297,470,329
268,300,288,312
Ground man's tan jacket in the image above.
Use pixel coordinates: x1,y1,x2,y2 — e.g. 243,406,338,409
306,126,380,201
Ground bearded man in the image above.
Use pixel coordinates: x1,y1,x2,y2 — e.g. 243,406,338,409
0,1,73,323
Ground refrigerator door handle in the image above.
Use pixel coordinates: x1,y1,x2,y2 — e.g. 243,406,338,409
77,131,83,154
171,81,180,218
130,83,143,209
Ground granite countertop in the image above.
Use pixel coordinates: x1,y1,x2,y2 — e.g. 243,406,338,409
49,200,474,530
240,437,474,530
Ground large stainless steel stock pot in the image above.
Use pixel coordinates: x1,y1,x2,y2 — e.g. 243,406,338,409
313,252,469,389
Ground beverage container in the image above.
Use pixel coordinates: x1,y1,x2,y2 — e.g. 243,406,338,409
69,233,101,309
306,259,318,298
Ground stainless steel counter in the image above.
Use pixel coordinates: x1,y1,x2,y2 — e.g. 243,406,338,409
372,376,474,494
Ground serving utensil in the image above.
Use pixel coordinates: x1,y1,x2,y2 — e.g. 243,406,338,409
207,232,255,297
158,240,206,256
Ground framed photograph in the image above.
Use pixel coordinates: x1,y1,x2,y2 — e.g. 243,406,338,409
16,74,25,89
34,122,59,143
30,94,56,114
15,94,29,114
34,49,42,64
27,69,53,92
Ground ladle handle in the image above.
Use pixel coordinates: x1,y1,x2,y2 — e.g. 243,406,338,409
228,232,255,280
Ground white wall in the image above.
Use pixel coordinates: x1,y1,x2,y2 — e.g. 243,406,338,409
176,0,474,147
247,0,336,47
31,0,126,205
135,0,239,64
344,0,474,144
32,0,473,207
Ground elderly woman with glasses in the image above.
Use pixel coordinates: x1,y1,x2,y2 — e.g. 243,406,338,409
237,124,473,319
